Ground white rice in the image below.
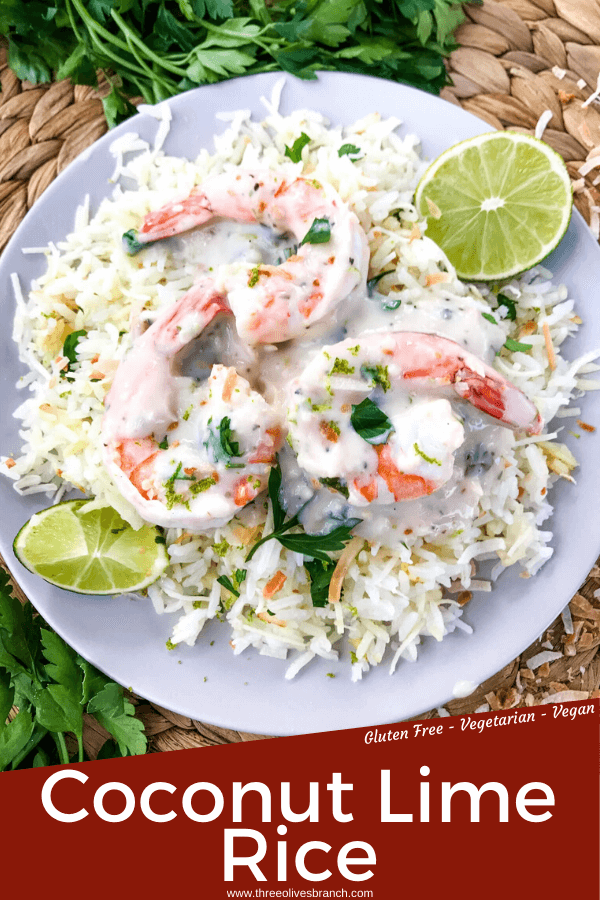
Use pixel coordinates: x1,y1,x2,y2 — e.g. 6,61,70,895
3,81,599,679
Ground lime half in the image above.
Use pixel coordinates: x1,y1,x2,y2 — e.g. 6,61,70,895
14,500,169,595
414,131,573,281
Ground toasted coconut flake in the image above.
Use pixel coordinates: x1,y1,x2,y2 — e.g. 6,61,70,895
576,419,596,432
257,610,287,627
542,321,556,370
329,536,363,603
425,272,449,287
263,570,286,599
540,690,589,704
526,650,563,670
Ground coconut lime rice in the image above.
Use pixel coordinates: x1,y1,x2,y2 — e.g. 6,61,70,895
3,79,599,681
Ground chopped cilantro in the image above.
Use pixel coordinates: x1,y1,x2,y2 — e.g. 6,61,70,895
495,293,517,321
248,265,260,288
122,229,147,255
338,143,361,158
350,398,394,445
311,401,332,412
165,639,176,651
367,270,394,297
158,438,169,450
304,557,337,607
319,477,349,499
61,329,87,379
504,337,533,352
481,312,497,325
350,651,358,664
206,416,242,464
182,405,193,421
326,672,335,678
300,217,331,246
348,345,360,356
284,132,310,162
327,420,341,437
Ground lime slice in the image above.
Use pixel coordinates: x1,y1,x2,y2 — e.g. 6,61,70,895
13,500,169,595
414,131,573,281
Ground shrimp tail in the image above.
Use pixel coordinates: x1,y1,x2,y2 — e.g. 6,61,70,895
394,333,542,435
138,190,213,243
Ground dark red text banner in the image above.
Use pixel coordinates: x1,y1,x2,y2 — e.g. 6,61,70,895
2,700,598,899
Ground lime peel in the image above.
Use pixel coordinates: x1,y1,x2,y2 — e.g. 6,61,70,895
13,500,169,595
414,131,573,282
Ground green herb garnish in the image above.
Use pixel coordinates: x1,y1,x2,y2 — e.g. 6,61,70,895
367,270,394,297
206,416,242,464
350,398,394,445
504,337,533,353
495,293,517,321
0,569,145,770
122,229,146,255
304,557,337,607
338,143,361,158
246,459,361,562
285,132,310,162
320,477,350,499
248,266,261,288
60,329,87,378
481,312,497,324
300,217,331,246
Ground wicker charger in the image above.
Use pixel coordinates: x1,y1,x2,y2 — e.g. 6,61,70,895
1,1,600,754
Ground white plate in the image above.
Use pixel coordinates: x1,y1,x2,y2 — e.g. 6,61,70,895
1,73,599,735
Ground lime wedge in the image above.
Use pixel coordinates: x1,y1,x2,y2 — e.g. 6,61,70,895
414,131,573,281
13,500,169,595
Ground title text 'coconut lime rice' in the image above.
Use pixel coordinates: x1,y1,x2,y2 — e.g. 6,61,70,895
3,79,599,682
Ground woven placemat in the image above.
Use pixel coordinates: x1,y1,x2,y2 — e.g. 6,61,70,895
1,1,600,754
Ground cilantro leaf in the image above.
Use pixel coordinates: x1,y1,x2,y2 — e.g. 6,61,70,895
0,707,34,772
367,270,394,297
481,312,497,324
304,558,337,607
338,143,361,157
122,229,147,255
285,132,311,163
278,520,361,561
350,398,394,444
217,575,239,598
87,682,146,756
61,329,87,376
207,416,242,464
267,458,286,531
102,85,138,130
300,217,331,246
495,293,517,321
504,337,533,353
40,629,82,701
320,477,349,499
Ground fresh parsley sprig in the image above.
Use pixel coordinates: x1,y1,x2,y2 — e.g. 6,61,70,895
0,1,468,128
0,568,146,770
246,459,360,568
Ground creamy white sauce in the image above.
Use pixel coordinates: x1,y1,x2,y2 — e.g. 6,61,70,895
114,218,520,543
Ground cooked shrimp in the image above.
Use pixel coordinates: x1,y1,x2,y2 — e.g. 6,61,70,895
102,279,283,529
130,169,369,344
287,332,543,506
